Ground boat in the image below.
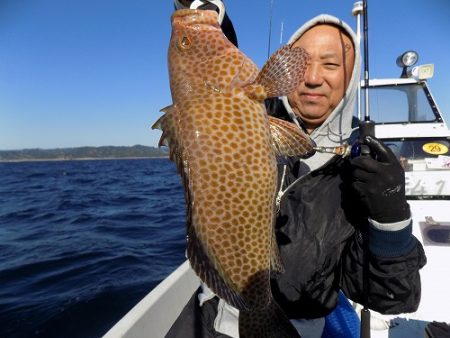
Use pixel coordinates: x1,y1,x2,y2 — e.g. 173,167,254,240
353,54,450,337
104,4,450,338
103,260,200,338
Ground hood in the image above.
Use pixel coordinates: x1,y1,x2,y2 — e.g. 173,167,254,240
282,14,361,171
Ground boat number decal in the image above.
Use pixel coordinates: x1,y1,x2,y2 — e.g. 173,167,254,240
406,177,446,196
405,172,450,196
422,143,449,155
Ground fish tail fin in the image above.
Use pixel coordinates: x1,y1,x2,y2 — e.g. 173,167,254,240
239,299,301,338
255,44,309,98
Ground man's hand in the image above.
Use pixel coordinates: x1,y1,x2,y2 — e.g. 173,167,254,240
176,0,194,8
348,136,410,223
175,0,220,10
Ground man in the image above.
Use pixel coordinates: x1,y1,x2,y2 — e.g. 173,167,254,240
167,1,426,337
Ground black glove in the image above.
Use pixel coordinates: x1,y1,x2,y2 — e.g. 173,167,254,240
348,136,410,223
175,0,221,11
174,0,238,47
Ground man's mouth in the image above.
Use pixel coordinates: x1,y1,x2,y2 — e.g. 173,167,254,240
301,92,325,101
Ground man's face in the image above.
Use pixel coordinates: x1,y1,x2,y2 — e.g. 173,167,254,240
287,24,355,133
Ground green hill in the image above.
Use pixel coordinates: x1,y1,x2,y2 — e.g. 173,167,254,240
0,145,168,161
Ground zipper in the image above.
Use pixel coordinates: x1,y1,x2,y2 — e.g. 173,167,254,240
275,163,313,214
275,165,287,214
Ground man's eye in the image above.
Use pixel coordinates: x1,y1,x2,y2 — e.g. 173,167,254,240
324,63,340,69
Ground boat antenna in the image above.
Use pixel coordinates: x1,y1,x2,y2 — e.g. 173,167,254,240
352,1,363,120
280,20,284,45
267,0,275,58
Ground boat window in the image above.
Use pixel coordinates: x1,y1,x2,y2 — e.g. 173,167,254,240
385,138,450,198
361,83,438,123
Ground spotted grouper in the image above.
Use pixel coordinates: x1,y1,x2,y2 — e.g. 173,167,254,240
153,9,315,338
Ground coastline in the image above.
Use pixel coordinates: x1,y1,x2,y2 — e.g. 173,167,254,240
0,156,169,163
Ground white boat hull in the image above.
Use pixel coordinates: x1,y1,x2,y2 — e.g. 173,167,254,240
103,260,200,338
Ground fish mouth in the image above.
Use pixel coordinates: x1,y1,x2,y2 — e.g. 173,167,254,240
172,9,220,27
300,139,317,159
301,148,316,159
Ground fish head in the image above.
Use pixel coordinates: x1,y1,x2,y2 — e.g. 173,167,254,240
168,9,252,96
170,9,227,64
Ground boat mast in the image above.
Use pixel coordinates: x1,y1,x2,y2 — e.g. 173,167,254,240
352,1,363,120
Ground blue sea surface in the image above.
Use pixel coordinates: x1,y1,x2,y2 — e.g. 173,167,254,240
0,158,187,338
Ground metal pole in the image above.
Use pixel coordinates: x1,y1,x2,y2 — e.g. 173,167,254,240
352,1,363,120
363,0,370,121
359,1,372,338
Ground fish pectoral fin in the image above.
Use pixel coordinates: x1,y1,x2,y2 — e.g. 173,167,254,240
255,44,309,98
269,116,316,158
186,225,249,311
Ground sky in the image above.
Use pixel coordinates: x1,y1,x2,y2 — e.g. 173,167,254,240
0,0,449,150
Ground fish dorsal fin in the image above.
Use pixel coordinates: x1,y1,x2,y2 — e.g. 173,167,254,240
255,45,309,98
152,105,177,149
152,105,194,210
269,116,316,158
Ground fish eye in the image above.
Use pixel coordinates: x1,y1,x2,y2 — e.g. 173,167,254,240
178,35,192,50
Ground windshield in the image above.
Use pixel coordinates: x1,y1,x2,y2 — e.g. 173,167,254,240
385,138,450,199
362,83,439,123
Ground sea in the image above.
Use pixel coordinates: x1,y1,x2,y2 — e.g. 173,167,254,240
0,158,187,338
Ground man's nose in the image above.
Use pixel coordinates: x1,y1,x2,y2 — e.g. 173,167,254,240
304,63,323,86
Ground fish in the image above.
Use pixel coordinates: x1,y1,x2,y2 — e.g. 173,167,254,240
153,9,315,338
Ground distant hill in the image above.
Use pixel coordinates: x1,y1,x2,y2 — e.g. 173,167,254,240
0,145,168,161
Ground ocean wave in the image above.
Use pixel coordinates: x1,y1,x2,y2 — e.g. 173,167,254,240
0,158,186,338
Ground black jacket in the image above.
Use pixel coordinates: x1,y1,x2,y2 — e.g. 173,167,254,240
268,99,427,319
167,151,427,338
167,8,427,336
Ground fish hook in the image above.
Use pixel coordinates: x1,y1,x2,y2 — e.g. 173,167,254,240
190,0,225,25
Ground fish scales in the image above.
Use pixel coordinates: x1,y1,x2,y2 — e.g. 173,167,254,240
154,9,314,337
167,10,277,300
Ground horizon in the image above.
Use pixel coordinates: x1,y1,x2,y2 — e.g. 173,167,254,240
1,0,449,150
0,144,161,152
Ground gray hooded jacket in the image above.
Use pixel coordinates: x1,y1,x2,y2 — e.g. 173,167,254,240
281,14,361,172
269,14,423,321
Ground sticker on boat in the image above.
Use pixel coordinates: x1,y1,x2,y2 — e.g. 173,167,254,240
422,142,449,155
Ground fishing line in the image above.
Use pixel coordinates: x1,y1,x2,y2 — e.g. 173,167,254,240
267,0,275,58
